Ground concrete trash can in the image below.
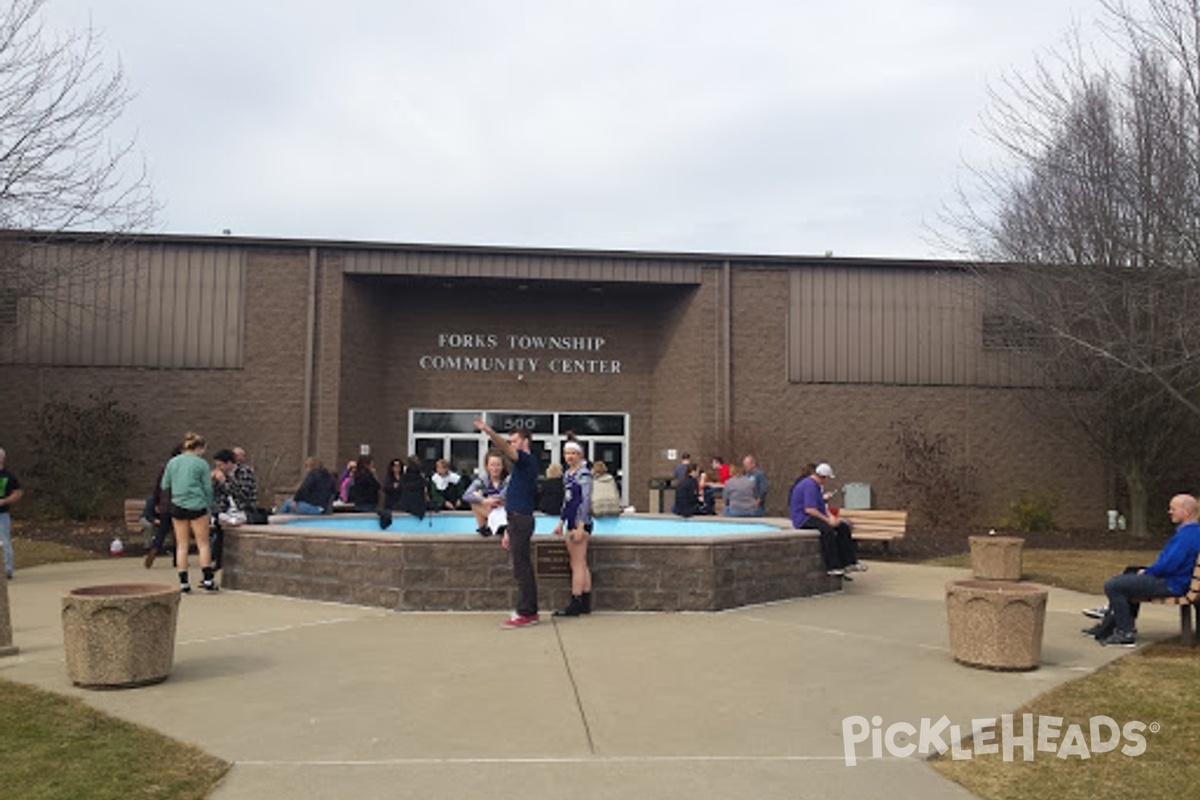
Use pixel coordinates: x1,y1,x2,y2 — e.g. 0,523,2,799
945,579,1048,670
62,583,181,689
969,535,1024,580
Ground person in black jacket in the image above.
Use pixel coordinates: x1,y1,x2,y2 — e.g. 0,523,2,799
672,462,702,518
347,455,381,512
396,456,429,520
144,443,183,568
383,459,404,510
279,457,337,514
536,462,565,515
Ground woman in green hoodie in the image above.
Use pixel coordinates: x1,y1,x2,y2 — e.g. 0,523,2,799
161,431,217,593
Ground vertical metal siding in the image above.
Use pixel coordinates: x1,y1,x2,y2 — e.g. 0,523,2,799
873,272,892,383
0,243,245,369
788,265,1037,387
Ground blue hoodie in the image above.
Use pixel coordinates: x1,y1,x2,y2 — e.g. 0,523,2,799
1144,520,1200,596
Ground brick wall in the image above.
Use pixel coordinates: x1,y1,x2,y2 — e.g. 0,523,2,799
350,279,693,494
0,242,1115,529
222,524,838,611
723,268,1110,527
0,247,313,506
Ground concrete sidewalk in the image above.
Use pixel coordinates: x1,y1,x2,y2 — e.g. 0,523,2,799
0,557,1179,800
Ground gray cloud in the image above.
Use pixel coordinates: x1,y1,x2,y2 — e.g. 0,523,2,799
46,0,1102,256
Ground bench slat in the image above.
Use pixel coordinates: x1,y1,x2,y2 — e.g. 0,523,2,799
124,499,146,536
840,509,908,545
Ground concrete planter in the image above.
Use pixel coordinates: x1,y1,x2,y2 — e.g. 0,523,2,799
945,579,1048,670
0,572,17,657
62,583,181,689
969,535,1024,580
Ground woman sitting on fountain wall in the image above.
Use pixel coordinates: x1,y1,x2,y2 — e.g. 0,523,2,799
590,461,622,517
382,459,405,510
279,457,337,515
462,450,509,537
721,465,760,517
396,456,429,519
346,455,381,512
428,459,467,511
536,462,565,515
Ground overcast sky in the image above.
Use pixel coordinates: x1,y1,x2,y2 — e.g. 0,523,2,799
44,0,1114,259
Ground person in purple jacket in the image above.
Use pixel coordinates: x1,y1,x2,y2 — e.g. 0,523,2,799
1084,493,1200,647
552,439,593,617
789,462,863,578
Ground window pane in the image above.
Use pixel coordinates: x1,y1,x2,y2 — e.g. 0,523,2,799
559,414,625,435
415,438,444,472
450,439,480,478
412,411,478,433
485,412,554,433
529,439,551,475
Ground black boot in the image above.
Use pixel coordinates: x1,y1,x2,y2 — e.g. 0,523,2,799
553,595,585,617
581,592,592,614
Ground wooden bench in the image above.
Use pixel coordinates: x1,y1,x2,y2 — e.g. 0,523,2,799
124,498,146,537
1135,553,1200,647
839,509,907,553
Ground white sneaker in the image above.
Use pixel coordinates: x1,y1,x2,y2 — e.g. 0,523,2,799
826,568,845,577
1081,606,1108,619
847,563,869,572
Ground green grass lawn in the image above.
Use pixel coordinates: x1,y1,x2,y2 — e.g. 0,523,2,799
924,549,1162,594
13,537,104,569
0,681,229,800
926,546,1200,800
930,642,1200,800
4,537,229,799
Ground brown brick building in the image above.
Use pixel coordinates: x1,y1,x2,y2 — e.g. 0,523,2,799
0,233,1110,527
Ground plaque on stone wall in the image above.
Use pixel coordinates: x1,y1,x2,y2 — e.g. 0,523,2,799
534,541,572,579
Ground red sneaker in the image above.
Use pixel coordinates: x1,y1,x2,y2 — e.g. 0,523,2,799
501,613,540,629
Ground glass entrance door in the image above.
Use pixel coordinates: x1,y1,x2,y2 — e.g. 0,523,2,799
590,440,624,494
409,409,629,503
414,436,483,478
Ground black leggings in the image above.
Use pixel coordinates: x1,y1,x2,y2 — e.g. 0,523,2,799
150,512,174,553
802,518,858,570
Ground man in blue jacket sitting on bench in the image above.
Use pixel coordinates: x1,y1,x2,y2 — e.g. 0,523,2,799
1084,493,1200,647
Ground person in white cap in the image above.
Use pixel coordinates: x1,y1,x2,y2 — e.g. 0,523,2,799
789,462,864,578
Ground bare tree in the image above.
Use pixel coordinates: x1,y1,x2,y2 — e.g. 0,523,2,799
0,0,156,318
941,0,1200,536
